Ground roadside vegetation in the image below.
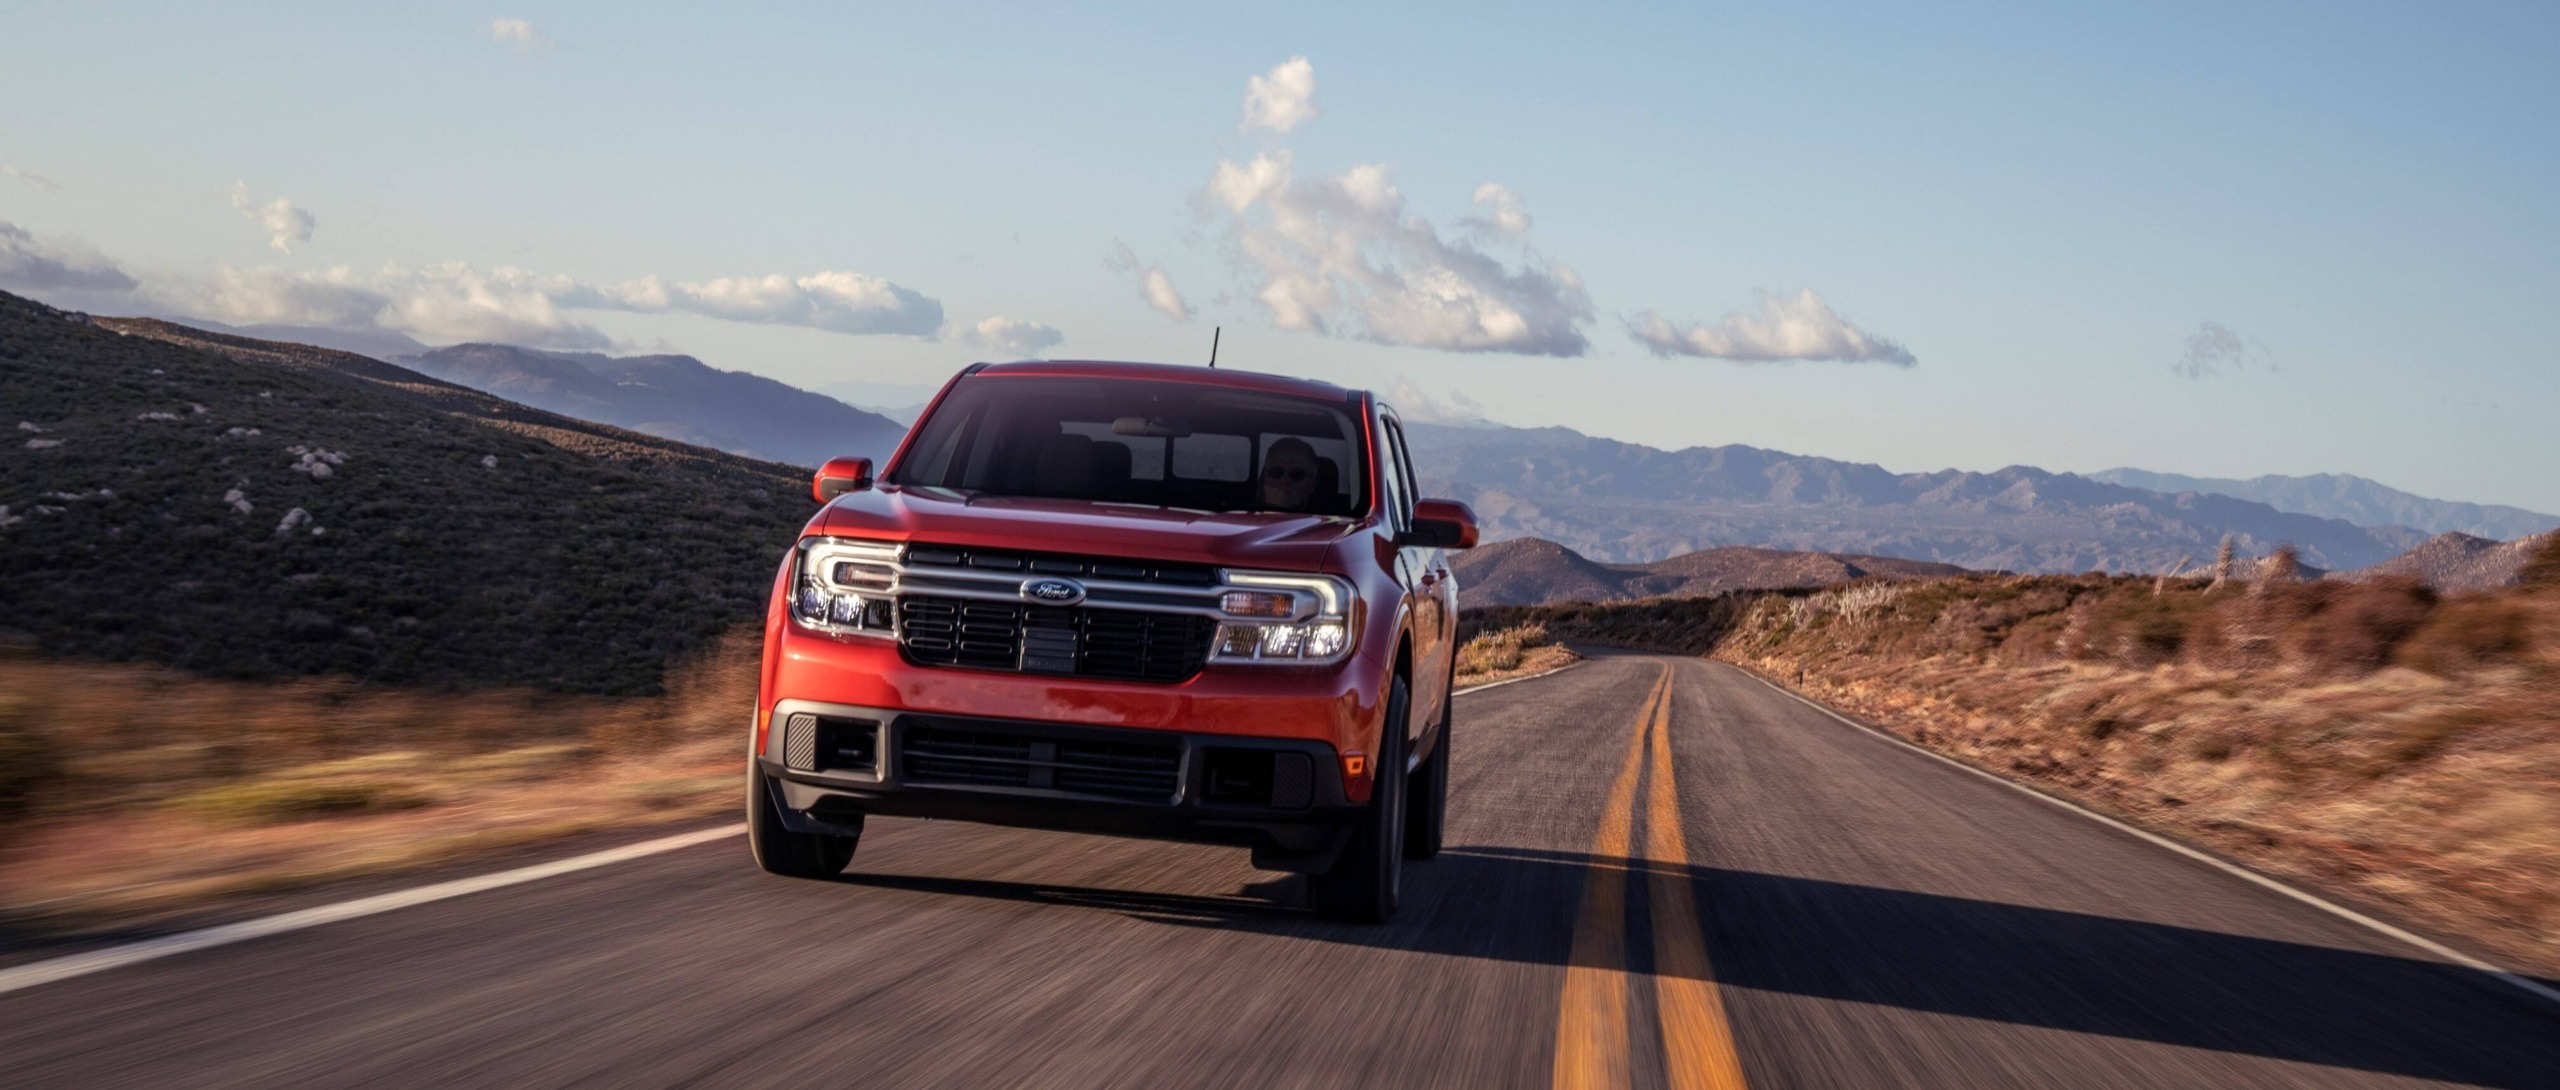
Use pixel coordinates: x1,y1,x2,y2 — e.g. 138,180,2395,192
1466,540,2560,975
0,628,758,925
1452,622,1579,688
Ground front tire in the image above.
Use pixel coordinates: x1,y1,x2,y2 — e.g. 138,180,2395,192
1310,676,1408,923
1404,679,1449,861
747,761,859,879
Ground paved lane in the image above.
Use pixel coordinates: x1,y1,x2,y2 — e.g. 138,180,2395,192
0,652,2551,1088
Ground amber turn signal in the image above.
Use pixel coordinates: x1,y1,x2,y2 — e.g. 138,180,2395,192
1219,590,1296,617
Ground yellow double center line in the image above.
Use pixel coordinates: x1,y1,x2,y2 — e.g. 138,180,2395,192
1553,663,1749,1090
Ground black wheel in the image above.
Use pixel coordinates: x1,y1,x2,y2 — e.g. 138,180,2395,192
1404,678,1449,861
1310,675,1408,923
747,761,859,879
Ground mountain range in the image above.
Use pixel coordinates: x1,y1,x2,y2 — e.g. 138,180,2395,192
145,316,435,364
394,344,907,468
154,319,914,467
2088,468,2560,540
1401,422,2440,575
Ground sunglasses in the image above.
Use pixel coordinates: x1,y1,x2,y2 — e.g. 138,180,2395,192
1262,465,1312,482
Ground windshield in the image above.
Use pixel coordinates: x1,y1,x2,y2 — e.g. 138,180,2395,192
890,375,1369,515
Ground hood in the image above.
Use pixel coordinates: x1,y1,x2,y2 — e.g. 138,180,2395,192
812,486,1358,571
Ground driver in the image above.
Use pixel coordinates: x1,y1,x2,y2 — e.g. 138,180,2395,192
1259,437,1322,511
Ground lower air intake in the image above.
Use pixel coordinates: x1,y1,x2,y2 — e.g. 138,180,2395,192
902,718,1182,802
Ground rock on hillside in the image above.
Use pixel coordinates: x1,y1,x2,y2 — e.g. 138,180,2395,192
1450,537,1966,608
6,295,811,694
2345,530,2560,593
400,343,908,468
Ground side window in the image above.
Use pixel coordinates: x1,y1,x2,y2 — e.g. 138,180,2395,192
1374,412,1412,531
1385,418,1419,517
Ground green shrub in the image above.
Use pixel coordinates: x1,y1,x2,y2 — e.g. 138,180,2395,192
2520,535,2560,591
2394,597,2534,675
1456,623,1554,676
171,779,435,825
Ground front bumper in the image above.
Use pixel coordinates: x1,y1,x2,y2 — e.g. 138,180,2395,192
760,697,1363,870
764,626,1385,790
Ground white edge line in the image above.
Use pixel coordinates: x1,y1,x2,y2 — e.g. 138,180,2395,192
1453,658,1584,697
1729,666,2560,1013
0,823,744,999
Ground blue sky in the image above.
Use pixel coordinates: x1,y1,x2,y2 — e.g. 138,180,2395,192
5,2,2555,512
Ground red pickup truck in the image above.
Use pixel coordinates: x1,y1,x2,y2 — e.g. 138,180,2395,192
746,360,1478,922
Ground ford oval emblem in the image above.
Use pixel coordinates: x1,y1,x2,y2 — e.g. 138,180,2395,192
1022,577,1086,606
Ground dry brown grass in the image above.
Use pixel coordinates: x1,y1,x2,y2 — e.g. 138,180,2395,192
0,627,761,925
1454,623,1581,688
1714,575,2560,975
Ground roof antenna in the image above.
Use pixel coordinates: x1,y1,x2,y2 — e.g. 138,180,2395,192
1208,326,1221,368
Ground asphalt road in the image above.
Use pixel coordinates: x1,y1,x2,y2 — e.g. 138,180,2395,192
3,651,2554,1088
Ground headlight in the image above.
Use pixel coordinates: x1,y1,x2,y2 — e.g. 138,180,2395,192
792,537,900,638
1209,570,1357,665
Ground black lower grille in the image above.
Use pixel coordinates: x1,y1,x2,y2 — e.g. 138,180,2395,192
898,596,1214,683
902,720,1182,802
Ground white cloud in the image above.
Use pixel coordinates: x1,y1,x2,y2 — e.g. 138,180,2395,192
584,270,943,336
1203,151,1594,356
485,17,550,56
1209,150,1292,214
376,263,617,347
2173,320,2257,379
2,222,943,349
196,264,393,330
1624,290,1916,366
961,316,1064,358
1137,268,1189,323
1105,242,1192,322
1462,183,1531,237
3,165,60,194
228,182,316,253
0,221,139,294
1242,57,1318,134
183,259,939,349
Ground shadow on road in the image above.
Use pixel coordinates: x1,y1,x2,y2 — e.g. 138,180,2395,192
840,845,2559,1088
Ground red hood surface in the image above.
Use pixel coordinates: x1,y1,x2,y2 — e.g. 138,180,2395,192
811,486,1358,571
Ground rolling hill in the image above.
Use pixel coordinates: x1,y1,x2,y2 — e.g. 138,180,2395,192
2344,529,2560,592
1448,537,1966,608
5,296,811,694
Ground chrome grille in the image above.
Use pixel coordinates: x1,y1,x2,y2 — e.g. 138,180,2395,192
897,596,1215,684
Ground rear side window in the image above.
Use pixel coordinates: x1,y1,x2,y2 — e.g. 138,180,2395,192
1374,410,1412,532
890,376,1368,516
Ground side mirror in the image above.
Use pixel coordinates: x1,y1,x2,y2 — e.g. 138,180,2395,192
812,456,874,503
1400,498,1480,550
